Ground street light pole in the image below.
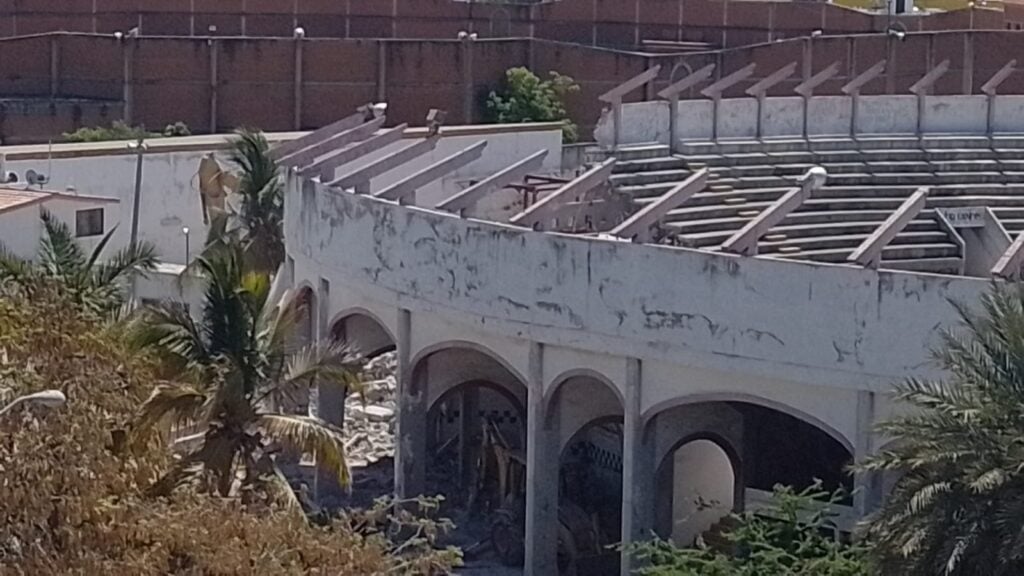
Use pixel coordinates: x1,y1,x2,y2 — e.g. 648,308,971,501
0,390,67,418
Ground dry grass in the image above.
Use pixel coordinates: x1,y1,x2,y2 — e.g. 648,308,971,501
0,287,459,575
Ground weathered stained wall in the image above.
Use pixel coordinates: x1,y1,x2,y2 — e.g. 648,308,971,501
286,173,985,412
0,0,1011,49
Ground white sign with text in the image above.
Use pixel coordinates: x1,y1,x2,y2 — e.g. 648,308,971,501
939,207,986,228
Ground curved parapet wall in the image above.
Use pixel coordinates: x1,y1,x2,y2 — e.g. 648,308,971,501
286,174,984,419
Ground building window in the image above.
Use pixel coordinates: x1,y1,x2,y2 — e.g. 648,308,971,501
75,208,104,237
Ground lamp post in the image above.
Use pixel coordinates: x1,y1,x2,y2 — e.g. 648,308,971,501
182,226,191,264
0,390,66,418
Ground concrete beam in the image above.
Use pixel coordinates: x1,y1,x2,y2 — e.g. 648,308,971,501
278,116,386,168
701,63,757,98
722,168,827,256
848,187,929,269
992,229,1024,279
509,158,616,230
794,61,840,98
981,59,1017,96
909,60,950,96
841,60,886,95
374,141,488,204
599,66,662,103
657,64,716,100
328,136,440,192
745,62,797,97
299,123,407,181
436,150,548,215
269,111,364,160
610,169,708,242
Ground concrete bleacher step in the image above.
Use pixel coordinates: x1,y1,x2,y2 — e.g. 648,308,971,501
609,168,696,186
758,231,951,253
611,156,688,174
772,242,959,263
612,143,671,161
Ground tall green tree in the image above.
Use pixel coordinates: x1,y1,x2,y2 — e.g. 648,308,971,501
128,242,363,498
860,284,1024,576
205,128,285,274
0,210,156,314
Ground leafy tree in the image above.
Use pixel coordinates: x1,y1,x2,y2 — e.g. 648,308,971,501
630,483,870,576
204,128,285,274
859,284,1024,576
486,67,580,142
0,285,460,575
127,242,362,498
0,210,156,314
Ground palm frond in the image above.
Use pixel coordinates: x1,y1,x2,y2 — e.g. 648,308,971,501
38,209,86,280
133,383,209,443
92,240,158,286
258,414,351,489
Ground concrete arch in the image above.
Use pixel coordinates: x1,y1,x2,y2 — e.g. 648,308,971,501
429,379,526,419
656,436,739,545
328,306,397,343
659,431,742,486
544,367,624,409
328,307,397,358
643,391,855,456
410,339,529,393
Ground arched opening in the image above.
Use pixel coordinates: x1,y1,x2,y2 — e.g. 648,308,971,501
411,346,528,512
648,398,855,546
329,311,396,359
547,374,624,575
656,437,737,546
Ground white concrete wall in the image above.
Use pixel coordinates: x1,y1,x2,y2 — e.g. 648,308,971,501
0,124,563,266
672,440,734,546
596,94,1023,144
0,205,42,258
286,179,987,449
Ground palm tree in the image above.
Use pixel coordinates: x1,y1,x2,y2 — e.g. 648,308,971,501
859,284,1024,576
204,128,284,274
128,243,363,499
0,210,157,313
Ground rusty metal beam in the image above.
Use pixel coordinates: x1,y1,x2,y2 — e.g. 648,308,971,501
436,150,548,215
509,159,616,230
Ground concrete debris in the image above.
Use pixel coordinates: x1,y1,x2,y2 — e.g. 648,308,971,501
342,351,397,468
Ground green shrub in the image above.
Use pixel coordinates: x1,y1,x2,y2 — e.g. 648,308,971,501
486,67,579,142
63,121,191,143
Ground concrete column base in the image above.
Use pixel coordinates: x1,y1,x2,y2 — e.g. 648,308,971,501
621,357,655,576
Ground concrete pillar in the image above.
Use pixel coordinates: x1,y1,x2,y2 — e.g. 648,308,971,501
394,308,427,498
209,38,219,134
49,36,60,99
458,387,480,500
122,39,135,126
524,342,559,575
620,357,654,576
853,390,882,516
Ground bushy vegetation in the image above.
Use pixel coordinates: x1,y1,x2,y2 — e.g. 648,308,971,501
63,120,191,143
858,284,1024,576
630,483,870,576
486,67,579,142
0,285,460,575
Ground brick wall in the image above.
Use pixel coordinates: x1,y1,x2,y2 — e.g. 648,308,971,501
0,0,1012,49
3,30,1024,144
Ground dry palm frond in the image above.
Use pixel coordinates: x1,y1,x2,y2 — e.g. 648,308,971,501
259,414,351,489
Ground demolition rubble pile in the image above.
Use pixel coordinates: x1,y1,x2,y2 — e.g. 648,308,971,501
344,351,398,468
